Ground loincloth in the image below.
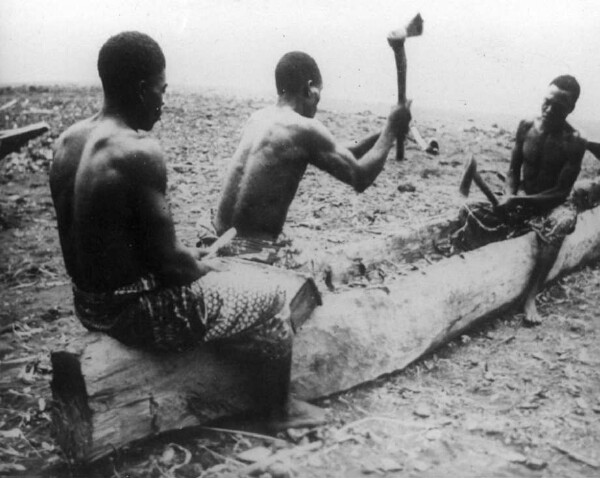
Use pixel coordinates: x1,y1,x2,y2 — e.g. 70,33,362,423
197,218,298,266
73,271,290,355
452,199,577,252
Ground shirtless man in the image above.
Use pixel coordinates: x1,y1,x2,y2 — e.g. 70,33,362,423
214,51,411,241
458,75,585,325
499,75,586,324
50,32,324,429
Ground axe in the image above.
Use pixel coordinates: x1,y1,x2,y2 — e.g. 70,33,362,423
387,13,424,160
458,156,499,207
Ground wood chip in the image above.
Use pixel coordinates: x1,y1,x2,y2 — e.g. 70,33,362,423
236,446,273,463
413,404,431,418
551,443,600,469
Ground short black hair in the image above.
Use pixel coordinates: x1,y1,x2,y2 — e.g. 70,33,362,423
275,51,322,95
549,75,580,102
98,31,166,104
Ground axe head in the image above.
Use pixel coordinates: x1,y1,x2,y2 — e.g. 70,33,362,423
459,156,477,197
387,13,424,45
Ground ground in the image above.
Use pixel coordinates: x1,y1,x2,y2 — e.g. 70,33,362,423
0,86,599,477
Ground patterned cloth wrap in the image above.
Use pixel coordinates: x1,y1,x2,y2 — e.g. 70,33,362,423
452,199,577,252
73,270,291,356
196,215,296,264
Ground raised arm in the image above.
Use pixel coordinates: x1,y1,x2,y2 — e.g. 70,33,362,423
127,140,207,285
306,103,411,192
345,132,381,159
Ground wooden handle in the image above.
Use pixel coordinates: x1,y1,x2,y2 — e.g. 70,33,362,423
390,41,407,160
473,171,499,207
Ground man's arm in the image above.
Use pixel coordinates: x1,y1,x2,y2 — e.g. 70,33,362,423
127,140,211,285
345,132,381,159
306,103,410,193
504,120,530,195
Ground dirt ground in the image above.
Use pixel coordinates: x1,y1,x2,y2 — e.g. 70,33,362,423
0,86,599,477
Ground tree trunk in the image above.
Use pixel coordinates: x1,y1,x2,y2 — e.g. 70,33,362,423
291,204,600,397
52,196,600,463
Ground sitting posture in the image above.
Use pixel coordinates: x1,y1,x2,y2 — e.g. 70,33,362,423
456,75,586,325
49,31,324,429
213,51,411,244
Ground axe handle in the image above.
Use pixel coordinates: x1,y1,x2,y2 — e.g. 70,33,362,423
390,42,407,160
473,171,499,207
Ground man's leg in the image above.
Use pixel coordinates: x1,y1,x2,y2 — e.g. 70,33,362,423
522,203,577,325
522,237,563,325
252,334,326,430
198,271,326,430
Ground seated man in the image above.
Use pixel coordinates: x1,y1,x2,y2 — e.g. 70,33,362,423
212,51,411,249
49,31,324,429
455,75,586,325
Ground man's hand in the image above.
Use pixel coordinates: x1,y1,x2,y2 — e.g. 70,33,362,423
495,195,519,214
196,259,227,276
194,248,210,261
388,101,412,137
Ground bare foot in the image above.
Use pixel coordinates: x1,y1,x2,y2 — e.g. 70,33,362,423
208,399,326,435
267,398,327,432
523,299,542,326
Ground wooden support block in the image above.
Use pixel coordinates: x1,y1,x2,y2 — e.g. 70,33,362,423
51,260,320,463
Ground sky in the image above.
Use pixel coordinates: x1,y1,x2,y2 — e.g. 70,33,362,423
1,0,599,128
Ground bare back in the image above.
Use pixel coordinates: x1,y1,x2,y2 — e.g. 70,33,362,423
215,107,315,240
50,116,166,291
214,102,403,240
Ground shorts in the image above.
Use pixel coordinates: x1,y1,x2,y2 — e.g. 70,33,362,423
452,200,577,252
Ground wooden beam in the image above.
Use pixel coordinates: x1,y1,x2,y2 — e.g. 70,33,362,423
0,122,49,159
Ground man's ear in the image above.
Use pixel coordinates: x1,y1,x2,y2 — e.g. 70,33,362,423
137,79,148,103
303,80,313,98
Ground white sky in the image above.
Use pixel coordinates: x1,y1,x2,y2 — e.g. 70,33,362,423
1,0,599,124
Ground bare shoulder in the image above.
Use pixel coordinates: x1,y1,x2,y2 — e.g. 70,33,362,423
109,130,166,187
563,123,586,157
53,117,95,157
298,115,335,146
516,118,534,140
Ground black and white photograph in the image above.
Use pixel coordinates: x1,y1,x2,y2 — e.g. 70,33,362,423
1,0,599,476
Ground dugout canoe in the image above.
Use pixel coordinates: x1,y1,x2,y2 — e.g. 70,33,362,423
51,181,600,463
